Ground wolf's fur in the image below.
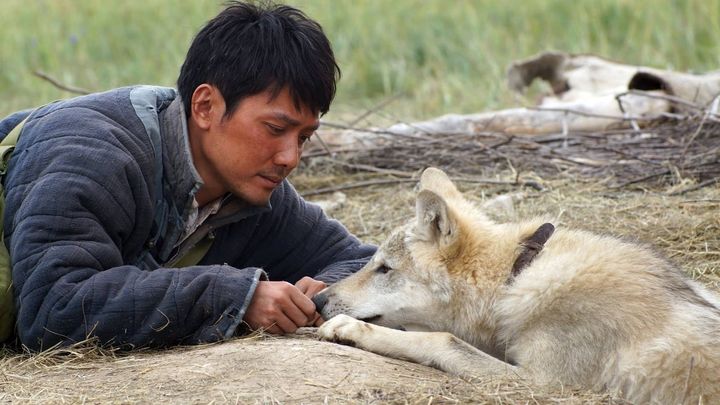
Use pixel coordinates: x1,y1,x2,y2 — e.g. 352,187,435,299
316,168,720,404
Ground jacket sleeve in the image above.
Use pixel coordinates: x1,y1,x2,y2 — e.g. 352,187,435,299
219,180,377,285
5,110,262,351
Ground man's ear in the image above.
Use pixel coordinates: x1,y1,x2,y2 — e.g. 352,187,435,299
190,84,224,130
415,189,457,243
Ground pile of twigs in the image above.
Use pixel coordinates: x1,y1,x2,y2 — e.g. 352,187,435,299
305,108,720,195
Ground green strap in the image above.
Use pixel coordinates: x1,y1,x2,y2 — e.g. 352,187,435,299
170,237,214,268
0,116,26,342
0,213,12,341
0,116,28,176
3,117,27,145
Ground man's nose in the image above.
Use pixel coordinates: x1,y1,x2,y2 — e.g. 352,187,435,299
273,138,300,169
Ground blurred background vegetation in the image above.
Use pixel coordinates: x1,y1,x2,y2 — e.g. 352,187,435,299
2,0,719,122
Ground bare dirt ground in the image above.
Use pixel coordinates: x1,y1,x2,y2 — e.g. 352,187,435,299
1,330,623,404
1,116,718,404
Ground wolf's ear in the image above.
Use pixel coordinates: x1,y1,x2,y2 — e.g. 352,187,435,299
419,167,462,200
415,189,456,243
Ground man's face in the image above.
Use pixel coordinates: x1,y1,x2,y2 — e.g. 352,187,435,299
190,86,319,206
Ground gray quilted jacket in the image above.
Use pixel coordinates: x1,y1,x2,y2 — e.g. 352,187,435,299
0,86,375,351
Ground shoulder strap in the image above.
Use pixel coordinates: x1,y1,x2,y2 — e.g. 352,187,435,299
0,116,30,176
129,87,213,268
170,237,214,268
0,113,31,342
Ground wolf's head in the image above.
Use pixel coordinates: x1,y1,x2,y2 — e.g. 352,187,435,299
315,168,510,340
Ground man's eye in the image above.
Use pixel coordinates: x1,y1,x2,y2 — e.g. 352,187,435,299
376,265,392,274
266,124,284,134
300,134,313,145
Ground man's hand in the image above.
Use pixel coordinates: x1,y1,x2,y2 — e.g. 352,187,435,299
295,277,327,326
295,276,326,298
244,281,317,334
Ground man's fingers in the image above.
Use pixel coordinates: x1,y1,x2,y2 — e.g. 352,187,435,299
254,316,297,334
273,314,299,334
288,287,317,318
281,299,311,329
295,277,311,294
305,282,326,298
262,324,283,335
312,313,324,327
295,277,326,298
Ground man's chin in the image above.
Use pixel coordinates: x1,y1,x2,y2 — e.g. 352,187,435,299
234,187,275,206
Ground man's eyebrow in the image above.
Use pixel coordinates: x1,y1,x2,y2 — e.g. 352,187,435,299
270,112,320,131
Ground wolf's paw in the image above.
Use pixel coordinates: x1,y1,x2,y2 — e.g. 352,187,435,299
317,314,371,348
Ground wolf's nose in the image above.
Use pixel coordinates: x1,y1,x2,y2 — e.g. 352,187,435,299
312,293,328,313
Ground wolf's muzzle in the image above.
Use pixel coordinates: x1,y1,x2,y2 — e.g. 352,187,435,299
312,292,329,313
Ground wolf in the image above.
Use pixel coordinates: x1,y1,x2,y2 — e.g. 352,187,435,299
314,167,720,404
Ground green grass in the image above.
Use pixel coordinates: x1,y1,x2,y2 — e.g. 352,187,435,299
2,0,719,121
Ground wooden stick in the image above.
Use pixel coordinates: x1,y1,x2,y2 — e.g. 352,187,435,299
668,177,720,196
348,93,403,127
310,132,334,157
33,70,91,95
527,106,659,121
301,177,543,197
330,160,417,178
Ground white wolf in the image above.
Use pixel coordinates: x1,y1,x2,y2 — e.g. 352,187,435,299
315,167,720,404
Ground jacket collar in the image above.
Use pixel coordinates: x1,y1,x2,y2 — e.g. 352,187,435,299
156,97,271,262
158,97,204,221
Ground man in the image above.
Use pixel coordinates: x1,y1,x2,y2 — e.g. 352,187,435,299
0,2,375,351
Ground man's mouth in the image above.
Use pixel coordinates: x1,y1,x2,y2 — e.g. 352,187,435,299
258,174,283,186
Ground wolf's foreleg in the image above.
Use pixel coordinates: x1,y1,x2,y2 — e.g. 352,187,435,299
317,314,522,379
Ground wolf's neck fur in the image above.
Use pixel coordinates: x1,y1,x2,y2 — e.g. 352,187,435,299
446,217,551,355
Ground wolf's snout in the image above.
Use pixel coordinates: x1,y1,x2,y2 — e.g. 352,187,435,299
312,292,329,313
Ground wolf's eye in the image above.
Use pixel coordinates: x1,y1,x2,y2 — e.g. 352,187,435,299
376,265,392,274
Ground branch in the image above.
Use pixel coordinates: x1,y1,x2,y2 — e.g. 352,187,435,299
617,90,703,111
330,160,418,177
310,132,334,157
301,177,543,197
33,70,91,95
528,106,659,122
348,93,403,127
667,177,720,196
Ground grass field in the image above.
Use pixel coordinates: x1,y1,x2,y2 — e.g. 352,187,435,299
2,0,719,121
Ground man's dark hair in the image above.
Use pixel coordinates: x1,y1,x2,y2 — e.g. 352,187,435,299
178,2,340,117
